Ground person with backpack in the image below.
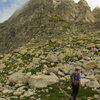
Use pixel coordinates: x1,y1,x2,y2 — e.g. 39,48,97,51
69,68,81,100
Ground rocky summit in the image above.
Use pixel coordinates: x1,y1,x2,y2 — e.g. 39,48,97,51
0,0,100,54
0,0,100,100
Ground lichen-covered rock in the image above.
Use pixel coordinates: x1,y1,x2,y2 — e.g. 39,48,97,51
81,78,90,87
57,53,65,62
86,80,100,88
8,72,29,84
95,75,100,83
32,58,41,65
47,54,58,63
83,60,97,70
46,67,59,74
2,54,11,62
0,63,6,69
19,48,28,55
28,75,59,88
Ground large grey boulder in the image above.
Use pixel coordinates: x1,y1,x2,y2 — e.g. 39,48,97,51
8,72,29,84
83,60,97,70
86,80,100,88
28,75,59,88
81,78,90,87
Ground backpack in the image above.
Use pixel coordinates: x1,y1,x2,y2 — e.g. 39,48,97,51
71,73,79,85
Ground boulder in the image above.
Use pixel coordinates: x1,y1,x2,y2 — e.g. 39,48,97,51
95,75,100,83
86,80,100,88
28,75,59,88
83,60,97,70
2,89,13,94
58,71,65,77
2,54,11,62
19,48,27,54
81,78,90,87
13,90,24,96
32,58,41,65
0,98,6,100
8,72,29,84
0,63,6,69
97,62,100,69
58,65,72,74
13,86,25,96
86,75,95,80
46,67,59,74
47,54,58,63
23,90,34,97
57,53,65,62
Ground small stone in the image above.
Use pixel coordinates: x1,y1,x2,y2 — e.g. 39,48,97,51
67,87,71,90
58,71,65,77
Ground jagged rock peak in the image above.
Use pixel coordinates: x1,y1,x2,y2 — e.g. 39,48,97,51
61,0,76,4
93,6,100,22
78,0,89,7
93,6,100,11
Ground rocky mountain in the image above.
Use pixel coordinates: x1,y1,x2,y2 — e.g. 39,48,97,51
93,7,100,22
77,0,95,22
0,0,100,54
0,0,100,100
0,28,100,100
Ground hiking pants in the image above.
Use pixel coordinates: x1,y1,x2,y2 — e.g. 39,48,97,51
70,84,79,100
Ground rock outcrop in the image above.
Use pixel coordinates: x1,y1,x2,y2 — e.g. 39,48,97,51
77,0,95,22
93,7,100,22
0,0,100,53
28,75,59,88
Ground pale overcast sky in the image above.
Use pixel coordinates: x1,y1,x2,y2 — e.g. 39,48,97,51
0,0,100,23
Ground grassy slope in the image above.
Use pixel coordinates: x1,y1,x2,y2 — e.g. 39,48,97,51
0,29,100,99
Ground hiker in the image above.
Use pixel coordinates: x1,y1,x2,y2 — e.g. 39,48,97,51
69,68,81,100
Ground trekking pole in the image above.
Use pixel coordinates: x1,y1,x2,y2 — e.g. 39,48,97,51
59,86,70,97
57,80,70,98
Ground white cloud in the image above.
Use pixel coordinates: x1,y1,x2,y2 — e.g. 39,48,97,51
0,0,7,2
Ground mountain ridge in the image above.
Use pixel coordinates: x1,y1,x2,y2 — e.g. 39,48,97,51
0,0,100,99
0,0,100,54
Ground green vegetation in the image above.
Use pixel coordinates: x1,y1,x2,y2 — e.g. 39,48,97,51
21,54,34,64
33,81,99,100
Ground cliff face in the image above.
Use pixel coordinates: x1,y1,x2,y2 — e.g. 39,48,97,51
93,7,100,22
77,0,95,22
0,0,100,53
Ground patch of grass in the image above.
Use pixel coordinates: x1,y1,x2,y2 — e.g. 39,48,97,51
46,62,58,68
9,82,16,87
35,81,100,100
35,81,69,100
23,63,44,74
21,54,33,64
30,66,43,74
78,87,99,97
